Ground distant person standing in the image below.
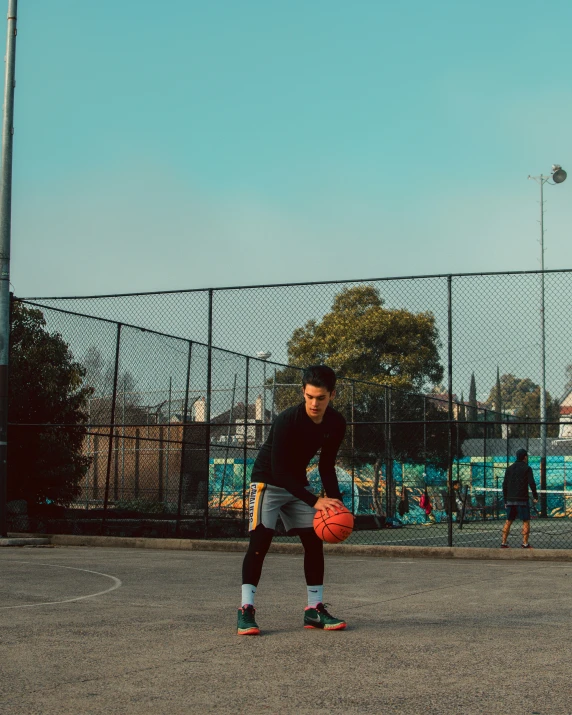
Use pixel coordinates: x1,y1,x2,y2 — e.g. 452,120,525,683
452,480,464,522
501,449,538,549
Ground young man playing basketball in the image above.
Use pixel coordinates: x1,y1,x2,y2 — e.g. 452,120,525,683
237,365,347,635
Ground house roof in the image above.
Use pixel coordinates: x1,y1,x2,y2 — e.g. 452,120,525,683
211,401,272,425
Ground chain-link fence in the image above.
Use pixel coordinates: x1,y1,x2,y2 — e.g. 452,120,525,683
9,269,572,549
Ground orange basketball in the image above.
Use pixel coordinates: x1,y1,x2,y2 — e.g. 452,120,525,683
313,506,354,543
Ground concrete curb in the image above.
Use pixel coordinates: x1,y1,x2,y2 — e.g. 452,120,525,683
0,537,51,547
32,533,572,561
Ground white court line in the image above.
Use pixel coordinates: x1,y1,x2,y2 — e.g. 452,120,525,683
0,562,122,610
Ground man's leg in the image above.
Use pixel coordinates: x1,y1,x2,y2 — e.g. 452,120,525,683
299,528,324,600
501,519,513,547
238,524,274,635
299,529,346,631
238,482,282,636
241,482,282,599
242,524,275,592
522,520,531,547
502,505,518,547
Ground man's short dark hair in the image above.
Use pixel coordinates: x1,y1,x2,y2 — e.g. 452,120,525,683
302,365,337,393
515,448,528,461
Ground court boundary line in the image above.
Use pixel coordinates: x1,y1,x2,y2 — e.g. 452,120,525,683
0,562,122,610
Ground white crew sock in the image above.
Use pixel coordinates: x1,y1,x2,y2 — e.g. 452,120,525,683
306,585,324,608
241,584,256,607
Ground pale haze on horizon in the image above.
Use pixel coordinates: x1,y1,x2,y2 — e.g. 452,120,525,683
8,0,572,298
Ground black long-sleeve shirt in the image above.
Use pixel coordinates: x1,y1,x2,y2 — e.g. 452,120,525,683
251,402,346,507
502,460,538,503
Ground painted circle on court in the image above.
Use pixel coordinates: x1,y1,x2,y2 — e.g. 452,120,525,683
0,561,122,609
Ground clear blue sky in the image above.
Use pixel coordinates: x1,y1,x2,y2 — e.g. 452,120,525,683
10,0,572,297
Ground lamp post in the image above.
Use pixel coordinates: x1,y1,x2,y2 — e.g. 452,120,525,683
0,1,17,538
256,351,272,440
528,165,567,517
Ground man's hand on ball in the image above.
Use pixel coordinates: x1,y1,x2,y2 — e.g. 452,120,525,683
314,497,344,515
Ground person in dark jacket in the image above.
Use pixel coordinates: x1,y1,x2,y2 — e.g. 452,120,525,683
501,448,538,549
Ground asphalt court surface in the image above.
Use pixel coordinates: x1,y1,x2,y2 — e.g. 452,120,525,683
1,546,571,714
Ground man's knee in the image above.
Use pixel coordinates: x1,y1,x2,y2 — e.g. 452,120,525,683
246,524,274,557
298,528,323,552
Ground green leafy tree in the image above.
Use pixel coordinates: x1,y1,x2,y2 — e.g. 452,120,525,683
82,345,137,398
8,302,92,505
274,286,444,412
458,392,466,423
81,346,146,425
467,372,479,438
272,286,462,514
280,285,443,390
485,373,560,438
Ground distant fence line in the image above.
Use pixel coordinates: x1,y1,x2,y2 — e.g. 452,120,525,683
9,269,572,548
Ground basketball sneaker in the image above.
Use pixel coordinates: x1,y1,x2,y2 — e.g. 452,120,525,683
304,603,346,630
237,605,260,635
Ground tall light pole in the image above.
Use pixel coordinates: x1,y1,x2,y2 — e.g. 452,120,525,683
528,164,567,518
0,1,17,538
256,351,271,440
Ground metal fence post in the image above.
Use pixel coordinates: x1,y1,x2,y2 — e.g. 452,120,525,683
158,425,164,502
456,408,460,485
204,289,213,537
242,356,250,534
101,322,122,534
447,275,453,547
113,429,119,501
219,373,237,508
0,3,18,539
134,429,140,498
175,341,192,538
423,395,427,480
505,424,510,521
271,368,277,422
93,435,99,500
351,380,356,515
121,376,126,498
494,435,499,520
483,408,488,521
165,376,172,503
85,398,91,508
540,440,548,518
384,386,393,518
0,292,13,536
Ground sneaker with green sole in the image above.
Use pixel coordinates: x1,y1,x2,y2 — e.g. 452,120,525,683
237,605,260,635
304,603,346,630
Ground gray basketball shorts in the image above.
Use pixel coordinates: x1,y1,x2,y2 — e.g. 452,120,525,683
248,482,316,532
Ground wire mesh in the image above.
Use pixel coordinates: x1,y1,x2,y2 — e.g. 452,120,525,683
9,270,572,548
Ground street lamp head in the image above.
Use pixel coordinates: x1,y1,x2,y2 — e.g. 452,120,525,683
256,351,272,361
552,165,567,184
